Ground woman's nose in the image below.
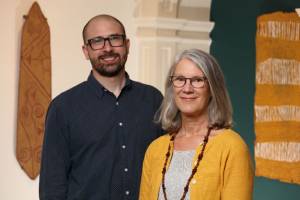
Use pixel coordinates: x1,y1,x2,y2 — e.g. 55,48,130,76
182,80,194,92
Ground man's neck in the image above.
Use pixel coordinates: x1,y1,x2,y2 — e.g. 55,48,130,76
92,69,126,97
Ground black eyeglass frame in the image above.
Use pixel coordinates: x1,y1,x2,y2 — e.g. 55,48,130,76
86,34,126,50
169,75,207,88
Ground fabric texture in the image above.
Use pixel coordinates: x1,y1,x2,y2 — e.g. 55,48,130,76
16,2,51,179
39,73,163,200
158,150,195,200
139,129,254,200
255,11,300,184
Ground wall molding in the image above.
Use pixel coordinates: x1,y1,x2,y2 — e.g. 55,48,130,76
135,17,214,32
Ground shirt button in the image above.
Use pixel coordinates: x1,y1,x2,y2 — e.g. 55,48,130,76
125,190,130,195
192,179,197,184
119,122,123,126
116,102,119,106
122,145,126,149
124,168,128,172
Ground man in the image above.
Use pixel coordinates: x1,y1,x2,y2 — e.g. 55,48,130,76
39,14,163,200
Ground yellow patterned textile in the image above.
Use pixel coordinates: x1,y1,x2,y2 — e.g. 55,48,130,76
16,2,51,179
255,11,300,184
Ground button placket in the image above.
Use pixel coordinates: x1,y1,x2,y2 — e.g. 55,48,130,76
115,101,129,198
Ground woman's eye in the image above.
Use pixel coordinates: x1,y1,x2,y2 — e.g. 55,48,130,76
176,77,186,81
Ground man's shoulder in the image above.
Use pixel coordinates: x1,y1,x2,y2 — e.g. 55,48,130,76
131,80,160,90
130,80,162,97
51,81,88,105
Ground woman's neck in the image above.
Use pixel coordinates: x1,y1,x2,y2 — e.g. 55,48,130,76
178,115,209,137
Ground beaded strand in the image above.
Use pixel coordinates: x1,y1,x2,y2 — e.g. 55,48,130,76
161,127,212,200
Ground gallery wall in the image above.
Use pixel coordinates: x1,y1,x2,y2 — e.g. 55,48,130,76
210,0,300,199
0,0,137,199
1,0,300,199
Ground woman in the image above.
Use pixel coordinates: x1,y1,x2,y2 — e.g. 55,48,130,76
139,49,253,200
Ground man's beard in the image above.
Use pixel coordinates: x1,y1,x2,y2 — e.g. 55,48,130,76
93,62,124,77
91,53,126,77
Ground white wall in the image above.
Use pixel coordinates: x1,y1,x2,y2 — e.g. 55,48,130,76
0,0,138,199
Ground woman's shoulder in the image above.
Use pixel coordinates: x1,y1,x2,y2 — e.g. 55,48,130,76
146,134,171,153
213,129,249,150
215,128,244,140
149,134,170,147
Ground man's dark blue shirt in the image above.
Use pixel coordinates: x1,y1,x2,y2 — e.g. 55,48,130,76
39,73,163,200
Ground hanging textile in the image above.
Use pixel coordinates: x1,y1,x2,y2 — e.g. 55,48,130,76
16,2,51,179
255,11,300,184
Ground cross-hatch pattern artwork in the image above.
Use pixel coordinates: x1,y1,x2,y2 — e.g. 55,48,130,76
16,2,51,180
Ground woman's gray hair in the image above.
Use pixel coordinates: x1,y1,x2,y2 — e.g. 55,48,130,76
156,49,233,132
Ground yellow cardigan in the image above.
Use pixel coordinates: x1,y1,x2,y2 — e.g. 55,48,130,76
139,129,254,200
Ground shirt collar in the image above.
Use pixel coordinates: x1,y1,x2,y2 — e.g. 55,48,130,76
87,71,132,99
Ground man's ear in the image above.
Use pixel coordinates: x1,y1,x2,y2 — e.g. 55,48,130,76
126,39,130,54
82,45,90,60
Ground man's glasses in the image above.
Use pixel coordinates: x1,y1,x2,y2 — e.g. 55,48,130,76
86,34,126,50
170,76,207,88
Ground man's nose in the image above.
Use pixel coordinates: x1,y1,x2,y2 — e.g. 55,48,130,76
102,39,113,51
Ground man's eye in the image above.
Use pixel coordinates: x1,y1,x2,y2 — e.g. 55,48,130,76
91,37,104,44
110,35,122,41
110,36,118,40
